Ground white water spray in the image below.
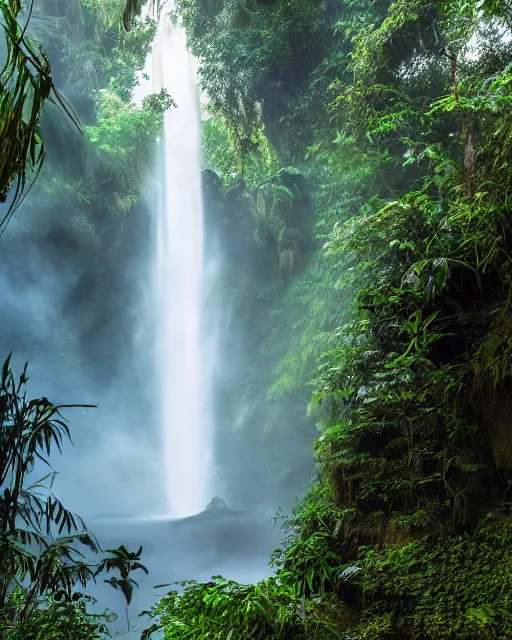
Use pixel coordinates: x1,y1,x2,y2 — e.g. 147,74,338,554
149,18,213,518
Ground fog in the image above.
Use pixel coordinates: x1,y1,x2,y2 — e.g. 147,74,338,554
0,3,314,635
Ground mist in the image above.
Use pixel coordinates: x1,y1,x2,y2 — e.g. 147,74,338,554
0,1,315,636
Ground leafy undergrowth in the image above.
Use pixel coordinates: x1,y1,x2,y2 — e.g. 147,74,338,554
141,576,349,640
141,509,512,640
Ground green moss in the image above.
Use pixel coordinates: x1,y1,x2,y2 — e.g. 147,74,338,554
355,514,512,639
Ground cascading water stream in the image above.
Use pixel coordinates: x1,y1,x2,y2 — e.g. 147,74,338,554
149,18,213,518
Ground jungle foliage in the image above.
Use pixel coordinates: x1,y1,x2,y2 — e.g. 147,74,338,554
4,0,512,637
1,0,173,387
0,0,82,230
0,356,148,638
2,0,172,239
143,0,512,638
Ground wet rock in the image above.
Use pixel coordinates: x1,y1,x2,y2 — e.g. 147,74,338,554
206,496,229,511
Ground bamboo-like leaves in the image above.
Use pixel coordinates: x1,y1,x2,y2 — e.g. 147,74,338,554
0,357,97,619
0,356,148,633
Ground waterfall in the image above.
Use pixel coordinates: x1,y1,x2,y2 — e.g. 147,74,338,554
149,18,213,518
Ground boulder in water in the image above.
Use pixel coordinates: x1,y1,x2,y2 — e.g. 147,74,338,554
206,496,229,511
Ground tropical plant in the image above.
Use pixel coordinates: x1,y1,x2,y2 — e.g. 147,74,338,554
140,574,344,640
0,355,147,637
